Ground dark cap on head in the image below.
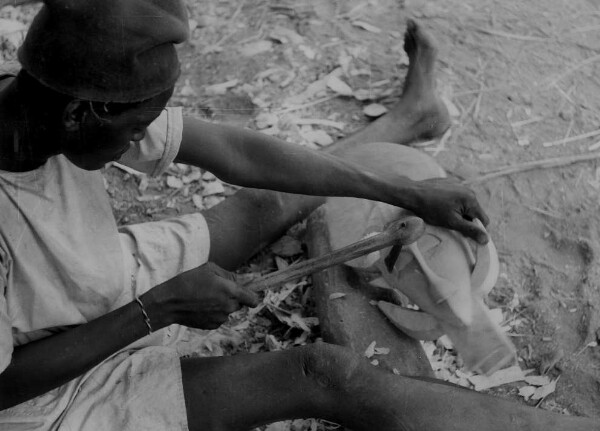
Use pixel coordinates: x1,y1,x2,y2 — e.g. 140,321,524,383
18,0,189,103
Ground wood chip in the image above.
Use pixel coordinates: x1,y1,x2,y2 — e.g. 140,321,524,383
525,375,551,386
329,293,347,300
240,40,273,57
166,176,184,189
192,194,204,209
468,366,531,391
203,181,225,196
364,341,377,358
363,103,388,118
205,79,239,95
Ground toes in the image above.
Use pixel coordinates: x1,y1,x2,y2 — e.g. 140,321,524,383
403,20,418,56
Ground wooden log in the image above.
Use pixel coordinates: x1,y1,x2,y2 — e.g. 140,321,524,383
306,205,434,377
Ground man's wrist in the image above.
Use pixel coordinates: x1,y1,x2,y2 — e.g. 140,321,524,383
139,283,177,329
378,174,422,213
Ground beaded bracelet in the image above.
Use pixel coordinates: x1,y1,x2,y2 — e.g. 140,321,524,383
135,296,153,336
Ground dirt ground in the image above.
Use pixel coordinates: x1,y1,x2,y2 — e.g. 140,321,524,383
2,0,600,429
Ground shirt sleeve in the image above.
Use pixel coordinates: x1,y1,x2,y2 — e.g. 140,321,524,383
117,106,183,177
0,247,13,374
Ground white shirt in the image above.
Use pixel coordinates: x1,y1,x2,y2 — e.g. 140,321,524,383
0,107,183,373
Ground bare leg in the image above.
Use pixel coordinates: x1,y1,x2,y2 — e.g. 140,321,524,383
181,342,598,431
204,20,449,270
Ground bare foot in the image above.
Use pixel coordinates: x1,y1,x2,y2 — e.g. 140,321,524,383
332,20,451,152
395,19,451,141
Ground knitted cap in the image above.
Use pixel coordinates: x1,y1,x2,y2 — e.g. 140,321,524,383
18,0,189,103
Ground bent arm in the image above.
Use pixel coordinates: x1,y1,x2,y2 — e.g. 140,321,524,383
176,117,490,243
176,117,422,212
0,289,169,410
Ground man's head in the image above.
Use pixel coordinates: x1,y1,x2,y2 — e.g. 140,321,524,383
18,0,189,103
14,0,188,170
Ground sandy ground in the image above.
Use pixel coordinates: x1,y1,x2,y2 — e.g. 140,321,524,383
2,0,599,429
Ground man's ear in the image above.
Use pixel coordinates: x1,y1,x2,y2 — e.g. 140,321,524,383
62,100,87,131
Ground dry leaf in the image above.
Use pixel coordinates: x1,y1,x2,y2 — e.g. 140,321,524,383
182,169,202,184
329,292,347,300
351,20,382,33
531,379,557,400
265,334,283,351
271,235,303,257
326,75,353,96
240,40,273,57
363,103,388,118
274,256,289,271
270,26,304,44
205,79,239,96
301,129,333,146
298,45,317,59
518,385,537,400
353,89,373,101
166,175,184,189
271,308,312,332
255,112,279,129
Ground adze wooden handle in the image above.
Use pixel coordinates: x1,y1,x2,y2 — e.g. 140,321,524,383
245,216,425,292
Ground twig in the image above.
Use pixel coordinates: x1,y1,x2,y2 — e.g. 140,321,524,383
474,26,548,42
545,53,600,87
542,128,600,147
464,152,600,185
335,2,368,19
522,203,564,219
473,59,488,120
274,96,337,115
427,128,451,157
453,85,515,97
511,116,544,128
569,24,600,34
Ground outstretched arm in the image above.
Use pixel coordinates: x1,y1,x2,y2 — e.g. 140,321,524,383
176,117,489,243
0,263,257,410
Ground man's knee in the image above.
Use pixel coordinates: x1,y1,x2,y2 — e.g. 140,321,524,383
295,342,363,392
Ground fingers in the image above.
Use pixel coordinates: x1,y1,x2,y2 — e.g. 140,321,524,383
453,217,489,245
467,198,490,227
231,284,260,308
